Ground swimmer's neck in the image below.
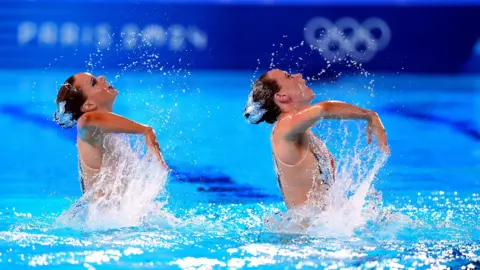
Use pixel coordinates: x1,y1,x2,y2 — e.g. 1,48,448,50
95,105,114,113
278,102,310,120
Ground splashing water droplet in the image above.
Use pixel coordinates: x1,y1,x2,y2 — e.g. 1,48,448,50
57,135,172,230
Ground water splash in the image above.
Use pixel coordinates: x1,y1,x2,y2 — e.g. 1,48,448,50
56,135,177,231
77,29,199,168
254,37,375,98
45,27,203,232
263,122,404,237
306,148,388,236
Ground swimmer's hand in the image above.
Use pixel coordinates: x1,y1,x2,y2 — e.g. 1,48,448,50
366,113,390,155
144,127,170,171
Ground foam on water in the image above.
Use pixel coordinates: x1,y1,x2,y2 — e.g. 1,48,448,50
56,135,178,231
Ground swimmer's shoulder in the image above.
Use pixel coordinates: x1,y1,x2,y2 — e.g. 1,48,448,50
272,116,308,155
272,115,305,142
76,118,104,147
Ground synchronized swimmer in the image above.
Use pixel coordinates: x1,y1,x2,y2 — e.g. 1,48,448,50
54,72,168,196
244,69,389,209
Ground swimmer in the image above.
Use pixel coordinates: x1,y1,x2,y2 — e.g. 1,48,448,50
244,69,389,210
54,72,168,195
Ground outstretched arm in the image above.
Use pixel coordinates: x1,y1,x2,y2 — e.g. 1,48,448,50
78,111,169,169
276,101,389,153
78,111,151,135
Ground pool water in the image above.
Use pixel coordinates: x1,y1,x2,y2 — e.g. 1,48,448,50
0,69,479,269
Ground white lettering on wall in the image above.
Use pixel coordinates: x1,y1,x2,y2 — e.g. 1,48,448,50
18,22,37,45
143,24,166,47
61,22,79,46
169,24,186,51
17,21,208,51
96,23,111,49
188,26,208,50
38,22,57,45
122,24,139,50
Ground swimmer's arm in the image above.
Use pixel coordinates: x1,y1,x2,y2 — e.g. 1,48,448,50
77,111,149,136
278,101,389,153
78,111,170,169
278,101,372,138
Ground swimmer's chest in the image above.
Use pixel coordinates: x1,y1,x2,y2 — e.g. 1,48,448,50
274,131,334,189
77,138,104,169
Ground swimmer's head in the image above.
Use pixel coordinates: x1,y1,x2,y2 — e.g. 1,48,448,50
54,72,119,128
244,69,314,124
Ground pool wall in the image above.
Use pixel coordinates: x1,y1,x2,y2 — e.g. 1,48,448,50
1,0,480,74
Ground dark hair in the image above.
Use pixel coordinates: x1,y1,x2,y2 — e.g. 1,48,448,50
54,76,87,128
244,73,282,124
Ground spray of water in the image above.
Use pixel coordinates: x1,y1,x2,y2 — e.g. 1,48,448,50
253,37,375,99
49,26,205,232
52,27,392,235
263,128,401,238
56,135,179,231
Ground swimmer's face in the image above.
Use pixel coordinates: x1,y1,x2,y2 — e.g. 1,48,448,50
74,72,118,111
267,69,315,106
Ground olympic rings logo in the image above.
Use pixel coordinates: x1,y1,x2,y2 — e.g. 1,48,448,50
304,17,391,62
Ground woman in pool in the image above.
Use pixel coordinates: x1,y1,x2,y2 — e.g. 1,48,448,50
244,69,389,210
54,72,168,195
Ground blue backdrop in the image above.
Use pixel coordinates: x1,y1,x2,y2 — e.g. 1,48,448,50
1,0,479,74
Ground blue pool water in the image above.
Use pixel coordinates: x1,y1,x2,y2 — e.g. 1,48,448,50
0,69,479,269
